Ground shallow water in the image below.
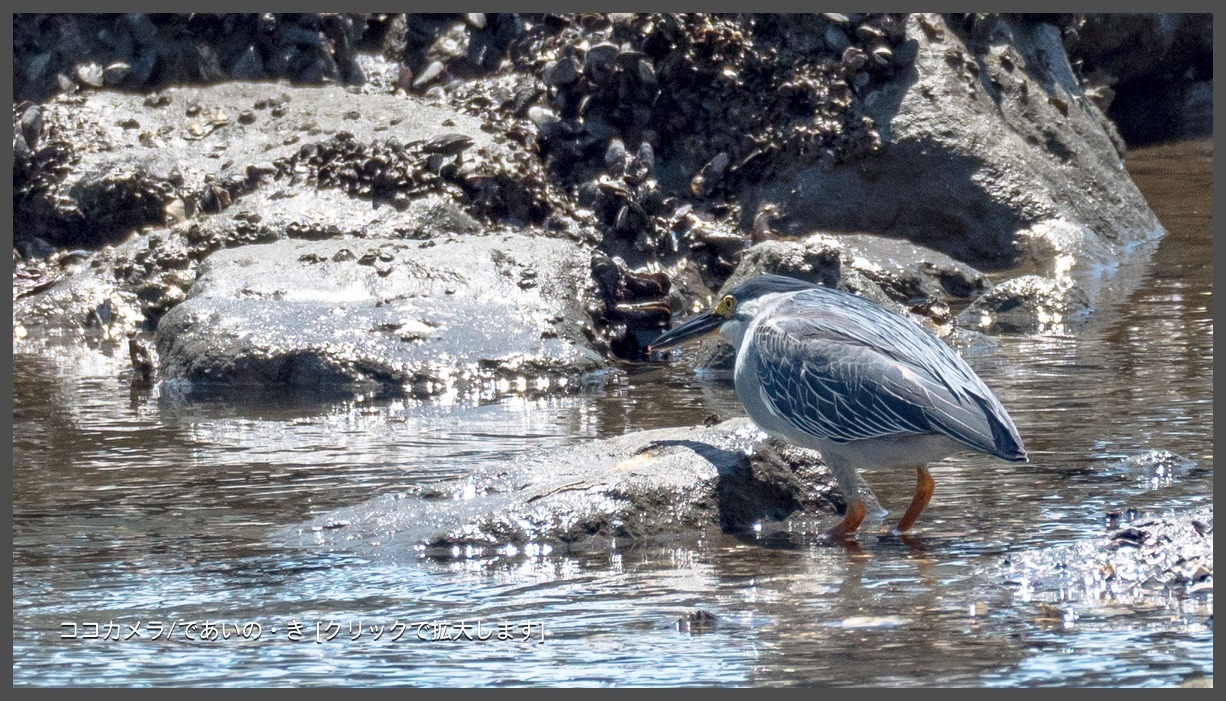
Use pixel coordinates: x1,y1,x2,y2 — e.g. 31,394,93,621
12,140,1212,687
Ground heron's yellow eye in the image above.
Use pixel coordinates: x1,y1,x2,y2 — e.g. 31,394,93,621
714,295,736,318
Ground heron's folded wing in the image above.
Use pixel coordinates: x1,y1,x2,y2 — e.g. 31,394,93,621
752,311,1008,456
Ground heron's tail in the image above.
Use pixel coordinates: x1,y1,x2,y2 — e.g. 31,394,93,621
973,394,1027,462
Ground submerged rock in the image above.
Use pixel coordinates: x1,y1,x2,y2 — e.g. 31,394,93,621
156,233,606,396
1099,450,1198,490
1000,505,1213,605
957,274,1092,334
288,418,850,554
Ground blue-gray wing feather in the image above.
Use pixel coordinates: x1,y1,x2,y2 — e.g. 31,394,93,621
752,288,1026,460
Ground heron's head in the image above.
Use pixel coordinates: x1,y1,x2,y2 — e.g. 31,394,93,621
649,274,817,352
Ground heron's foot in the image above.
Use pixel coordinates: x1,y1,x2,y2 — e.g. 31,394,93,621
824,498,866,542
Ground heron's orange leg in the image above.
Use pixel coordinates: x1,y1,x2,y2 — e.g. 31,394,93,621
894,465,934,533
825,498,866,541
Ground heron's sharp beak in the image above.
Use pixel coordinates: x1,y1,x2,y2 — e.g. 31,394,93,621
648,311,724,351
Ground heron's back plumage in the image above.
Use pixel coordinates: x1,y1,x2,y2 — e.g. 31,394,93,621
747,287,1026,462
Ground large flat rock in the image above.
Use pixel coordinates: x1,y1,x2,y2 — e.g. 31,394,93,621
156,233,607,396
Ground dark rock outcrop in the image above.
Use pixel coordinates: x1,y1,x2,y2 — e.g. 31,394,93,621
1069,13,1212,145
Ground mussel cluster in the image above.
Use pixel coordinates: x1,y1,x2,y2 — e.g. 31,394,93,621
589,254,672,358
14,102,176,251
257,129,572,228
272,132,465,204
121,232,195,326
375,14,919,260
380,13,527,91
526,14,917,192
415,14,911,356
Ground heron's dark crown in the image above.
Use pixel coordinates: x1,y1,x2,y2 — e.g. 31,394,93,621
725,274,818,303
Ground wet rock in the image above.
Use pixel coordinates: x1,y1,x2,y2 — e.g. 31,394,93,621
1000,505,1213,605
827,233,990,304
736,14,1162,284
128,332,157,384
287,418,844,554
720,236,904,309
156,234,607,396
676,610,719,633
12,78,575,350
957,274,1092,334
13,236,150,343
11,13,1179,368
187,189,483,257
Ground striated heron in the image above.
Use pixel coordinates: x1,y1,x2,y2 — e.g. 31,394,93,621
650,274,1026,540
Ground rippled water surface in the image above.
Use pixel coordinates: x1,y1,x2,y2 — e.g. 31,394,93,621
13,140,1212,686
